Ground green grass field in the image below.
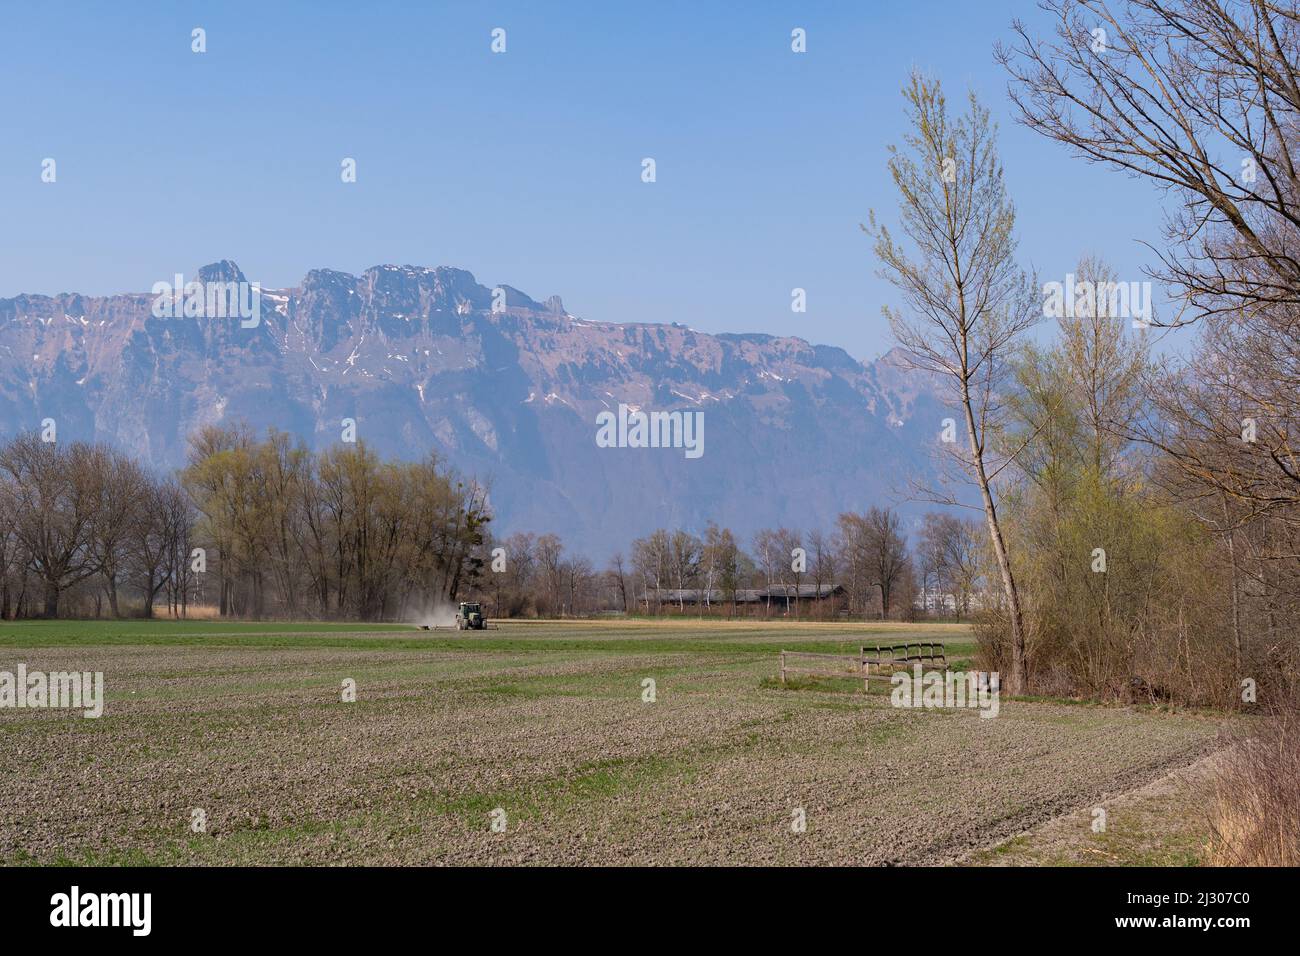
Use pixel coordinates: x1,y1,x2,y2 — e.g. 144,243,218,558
0,617,1221,866
0,616,976,656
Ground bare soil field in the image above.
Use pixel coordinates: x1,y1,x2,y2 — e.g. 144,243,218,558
0,619,1226,865
969,752,1222,866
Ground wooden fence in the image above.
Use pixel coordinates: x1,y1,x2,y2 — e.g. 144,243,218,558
860,642,947,676
779,642,949,691
778,650,868,686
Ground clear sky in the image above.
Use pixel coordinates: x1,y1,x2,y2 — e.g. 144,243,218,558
1,1,1184,361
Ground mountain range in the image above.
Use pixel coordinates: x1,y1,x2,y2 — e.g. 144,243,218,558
0,261,954,558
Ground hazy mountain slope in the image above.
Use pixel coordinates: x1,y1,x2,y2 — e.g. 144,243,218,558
0,261,954,557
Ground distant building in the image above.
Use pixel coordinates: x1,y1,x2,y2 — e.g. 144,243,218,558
915,587,957,613
913,587,991,614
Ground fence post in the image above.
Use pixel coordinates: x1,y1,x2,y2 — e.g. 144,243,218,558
780,652,786,687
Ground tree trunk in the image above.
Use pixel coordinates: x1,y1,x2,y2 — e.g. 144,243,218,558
107,575,121,618
1222,496,1243,677
963,385,1028,694
43,583,60,618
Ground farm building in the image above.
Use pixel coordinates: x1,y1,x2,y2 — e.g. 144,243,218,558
654,584,845,610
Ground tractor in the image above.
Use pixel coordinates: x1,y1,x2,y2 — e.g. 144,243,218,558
455,602,486,630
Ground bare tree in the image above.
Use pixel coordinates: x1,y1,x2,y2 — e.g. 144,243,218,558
631,530,669,613
88,447,149,618
502,532,537,616
704,525,742,615
668,529,702,610
164,480,199,618
769,527,800,617
1000,0,1300,684
131,479,176,618
921,512,984,618
835,513,870,618
607,551,629,613
752,528,780,616
807,528,838,618
868,72,1039,691
918,513,951,614
864,507,911,619
1000,0,1300,519
535,533,564,614
564,556,595,615
999,0,1300,327
0,436,105,617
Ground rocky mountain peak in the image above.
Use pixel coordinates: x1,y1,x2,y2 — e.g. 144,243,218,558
196,260,247,285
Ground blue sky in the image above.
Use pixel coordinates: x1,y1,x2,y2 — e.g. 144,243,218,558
1,1,1184,361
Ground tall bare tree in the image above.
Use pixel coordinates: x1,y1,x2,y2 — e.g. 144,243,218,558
868,72,1039,691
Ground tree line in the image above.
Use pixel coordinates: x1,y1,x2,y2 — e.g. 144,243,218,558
864,0,1300,861
0,425,490,622
182,426,490,621
865,0,1300,711
0,416,986,624
0,434,197,619
471,509,985,622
